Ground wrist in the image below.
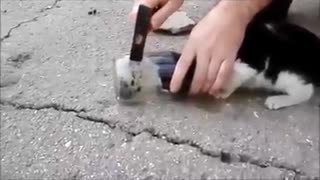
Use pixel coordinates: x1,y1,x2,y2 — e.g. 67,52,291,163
214,0,272,25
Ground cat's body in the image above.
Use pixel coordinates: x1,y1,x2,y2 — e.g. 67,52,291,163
215,21,320,109
115,21,320,110
239,22,320,86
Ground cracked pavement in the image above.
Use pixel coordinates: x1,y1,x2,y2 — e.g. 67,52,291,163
1,0,320,179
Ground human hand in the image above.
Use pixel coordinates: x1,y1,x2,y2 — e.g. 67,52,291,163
129,0,184,30
169,2,253,97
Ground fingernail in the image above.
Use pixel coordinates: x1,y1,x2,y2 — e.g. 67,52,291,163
209,89,215,96
200,88,206,94
203,84,210,92
189,87,196,95
170,86,177,93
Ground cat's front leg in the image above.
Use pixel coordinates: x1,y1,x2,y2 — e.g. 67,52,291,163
264,72,314,110
215,60,257,99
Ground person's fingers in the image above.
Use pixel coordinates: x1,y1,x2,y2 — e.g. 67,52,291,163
129,0,170,20
135,0,160,11
151,0,184,29
209,58,235,95
129,0,162,22
202,55,223,95
170,43,195,93
189,48,210,95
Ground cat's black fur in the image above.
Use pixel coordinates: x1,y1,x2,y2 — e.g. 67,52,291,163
238,21,320,86
150,21,320,93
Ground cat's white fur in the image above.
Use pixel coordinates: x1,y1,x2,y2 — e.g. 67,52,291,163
216,60,314,110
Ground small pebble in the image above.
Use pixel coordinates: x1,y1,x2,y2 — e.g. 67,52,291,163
88,9,98,16
305,138,313,146
65,141,71,148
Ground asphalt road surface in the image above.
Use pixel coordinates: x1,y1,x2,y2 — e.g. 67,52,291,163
1,0,319,179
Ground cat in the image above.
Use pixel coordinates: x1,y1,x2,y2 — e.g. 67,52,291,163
219,21,320,110
114,21,320,110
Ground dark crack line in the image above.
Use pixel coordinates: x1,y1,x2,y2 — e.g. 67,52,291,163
76,113,117,129
0,100,86,114
39,0,61,12
1,0,62,42
1,101,316,179
69,114,310,179
133,129,304,176
1,17,38,42
128,127,221,157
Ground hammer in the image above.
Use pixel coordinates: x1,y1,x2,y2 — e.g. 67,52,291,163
112,5,196,104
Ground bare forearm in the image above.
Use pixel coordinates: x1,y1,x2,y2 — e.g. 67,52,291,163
214,0,273,24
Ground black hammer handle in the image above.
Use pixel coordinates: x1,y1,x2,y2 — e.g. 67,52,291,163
129,5,152,62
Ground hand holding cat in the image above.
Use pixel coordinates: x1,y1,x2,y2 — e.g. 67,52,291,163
129,0,264,96
170,2,251,96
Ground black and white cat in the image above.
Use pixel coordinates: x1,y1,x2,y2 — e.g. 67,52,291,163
114,21,320,110
214,21,320,109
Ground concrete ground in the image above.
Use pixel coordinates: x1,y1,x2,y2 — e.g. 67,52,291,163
1,0,319,179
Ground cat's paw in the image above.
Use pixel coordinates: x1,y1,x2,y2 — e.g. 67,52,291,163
265,98,280,110
264,96,291,110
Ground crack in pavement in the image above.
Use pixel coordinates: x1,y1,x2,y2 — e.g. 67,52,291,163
1,17,39,42
0,100,86,114
39,0,61,13
1,101,316,179
127,129,307,178
1,0,62,42
76,113,117,129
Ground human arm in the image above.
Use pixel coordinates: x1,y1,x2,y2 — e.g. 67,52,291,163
169,0,277,95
